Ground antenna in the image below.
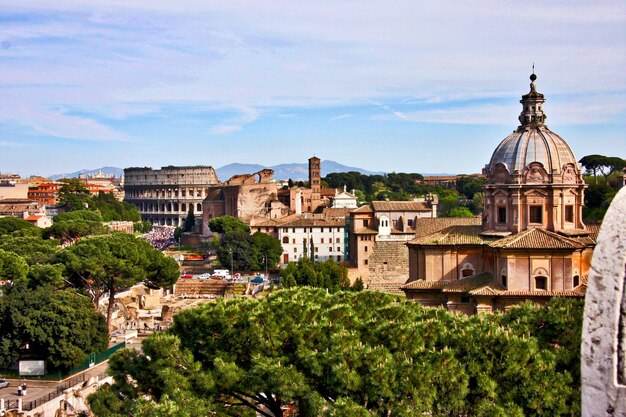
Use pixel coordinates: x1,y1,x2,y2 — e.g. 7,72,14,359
532,62,535,74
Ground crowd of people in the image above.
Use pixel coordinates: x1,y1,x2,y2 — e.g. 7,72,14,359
140,226,174,250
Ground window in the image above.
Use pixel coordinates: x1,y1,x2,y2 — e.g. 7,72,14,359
529,206,543,224
282,236,289,244
363,220,369,227
501,275,507,288
565,205,574,223
364,246,368,252
315,247,318,252
337,247,341,252
535,276,547,290
336,238,340,243
497,206,506,224
461,268,473,278
407,219,413,227
197,203,202,212
320,228,324,233
321,238,324,244
329,247,332,252
292,228,296,233
460,296,470,304
573,275,580,287
292,238,296,244
364,259,368,265
293,248,297,253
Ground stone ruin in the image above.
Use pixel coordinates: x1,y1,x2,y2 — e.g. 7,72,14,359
582,187,626,416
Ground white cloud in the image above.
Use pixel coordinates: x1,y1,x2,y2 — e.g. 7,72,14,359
208,124,241,135
330,114,353,121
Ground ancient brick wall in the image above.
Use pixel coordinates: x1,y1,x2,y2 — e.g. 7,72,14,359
367,240,409,284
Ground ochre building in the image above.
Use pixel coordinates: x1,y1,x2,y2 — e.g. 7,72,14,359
402,73,597,313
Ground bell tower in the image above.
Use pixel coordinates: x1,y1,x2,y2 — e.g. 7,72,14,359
308,156,321,202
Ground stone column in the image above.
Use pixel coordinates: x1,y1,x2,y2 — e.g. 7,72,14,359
582,187,626,416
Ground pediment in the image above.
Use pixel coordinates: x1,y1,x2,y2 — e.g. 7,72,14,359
522,189,549,197
524,162,549,184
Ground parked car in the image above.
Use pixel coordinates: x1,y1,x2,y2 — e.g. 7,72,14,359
197,273,212,280
0,379,9,389
179,274,193,279
250,276,265,284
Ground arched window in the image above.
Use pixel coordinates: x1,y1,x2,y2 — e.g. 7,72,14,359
460,263,475,279
197,203,202,212
282,236,290,244
535,276,548,290
573,275,580,287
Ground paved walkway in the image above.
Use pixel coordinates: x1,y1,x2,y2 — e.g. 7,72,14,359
0,360,111,409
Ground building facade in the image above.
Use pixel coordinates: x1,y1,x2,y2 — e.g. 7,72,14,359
349,196,439,281
402,74,596,313
124,165,219,229
277,212,347,265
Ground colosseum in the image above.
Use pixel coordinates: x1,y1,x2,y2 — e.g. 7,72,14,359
123,165,219,229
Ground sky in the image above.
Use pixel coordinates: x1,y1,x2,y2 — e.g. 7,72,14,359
0,1,624,178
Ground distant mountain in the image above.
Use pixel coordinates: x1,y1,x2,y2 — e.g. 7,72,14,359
49,166,123,180
48,162,400,182
217,160,385,181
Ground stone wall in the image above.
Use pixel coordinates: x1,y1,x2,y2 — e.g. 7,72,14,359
367,240,409,284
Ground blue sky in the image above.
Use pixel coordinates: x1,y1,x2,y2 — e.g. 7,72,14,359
0,1,624,178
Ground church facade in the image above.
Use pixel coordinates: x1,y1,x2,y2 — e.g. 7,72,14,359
402,74,597,313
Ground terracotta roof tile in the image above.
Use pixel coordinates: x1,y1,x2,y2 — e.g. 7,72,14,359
322,207,350,219
495,289,585,298
489,228,586,249
371,201,431,212
413,217,481,239
280,217,344,228
409,225,496,246
353,227,378,234
402,272,496,292
352,205,373,213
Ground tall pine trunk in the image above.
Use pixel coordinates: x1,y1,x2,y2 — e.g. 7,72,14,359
106,284,116,332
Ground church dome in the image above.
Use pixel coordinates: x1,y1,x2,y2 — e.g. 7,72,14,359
486,74,579,180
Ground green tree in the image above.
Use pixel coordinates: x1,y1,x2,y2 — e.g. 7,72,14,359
0,217,40,236
58,178,92,210
251,232,283,271
44,219,109,241
0,249,29,283
61,233,179,330
351,277,364,291
216,230,254,271
448,206,474,218
89,289,579,417
279,258,349,291
0,286,108,371
0,235,59,265
439,194,463,217
90,192,141,222
133,221,153,234
456,175,486,199
182,206,196,232
209,216,250,234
